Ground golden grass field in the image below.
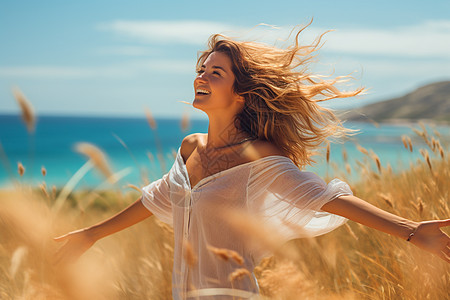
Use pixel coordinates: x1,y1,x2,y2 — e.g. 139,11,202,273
1,107,449,299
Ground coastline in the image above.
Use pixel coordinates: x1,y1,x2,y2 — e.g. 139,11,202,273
1,115,449,190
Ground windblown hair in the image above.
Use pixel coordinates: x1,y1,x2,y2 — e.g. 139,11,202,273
196,25,364,168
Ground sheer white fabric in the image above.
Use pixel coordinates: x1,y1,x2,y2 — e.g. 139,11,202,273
141,147,352,299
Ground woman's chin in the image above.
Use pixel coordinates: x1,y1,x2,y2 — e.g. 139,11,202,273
193,98,208,110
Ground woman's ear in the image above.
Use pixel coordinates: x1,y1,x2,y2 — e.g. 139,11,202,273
235,94,245,103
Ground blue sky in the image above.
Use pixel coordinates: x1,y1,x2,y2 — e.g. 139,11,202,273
1,0,449,119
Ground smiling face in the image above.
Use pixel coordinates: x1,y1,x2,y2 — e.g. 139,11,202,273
193,51,244,115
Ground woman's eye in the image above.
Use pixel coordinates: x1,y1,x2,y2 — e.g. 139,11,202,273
195,69,221,77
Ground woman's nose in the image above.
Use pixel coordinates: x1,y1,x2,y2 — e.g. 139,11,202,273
195,73,208,83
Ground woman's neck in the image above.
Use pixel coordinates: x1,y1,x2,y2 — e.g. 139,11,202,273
205,115,250,149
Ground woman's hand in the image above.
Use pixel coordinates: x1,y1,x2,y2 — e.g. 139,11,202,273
53,229,96,265
322,196,450,263
52,198,152,265
409,219,450,263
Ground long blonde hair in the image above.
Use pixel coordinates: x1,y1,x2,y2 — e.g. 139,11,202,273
196,25,364,168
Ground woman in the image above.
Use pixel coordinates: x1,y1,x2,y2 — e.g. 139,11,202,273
55,28,450,299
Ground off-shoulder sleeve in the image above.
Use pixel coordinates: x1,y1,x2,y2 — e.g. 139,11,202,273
248,157,351,243
141,172,172,225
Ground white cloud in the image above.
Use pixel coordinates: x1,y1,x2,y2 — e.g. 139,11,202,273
95,46,159,56
0,59,194,79
97,20,242,45
319,20,450,58
0,66,98,78
98,19,450,58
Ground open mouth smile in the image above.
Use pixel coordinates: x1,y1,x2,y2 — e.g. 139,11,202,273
196,88,211,95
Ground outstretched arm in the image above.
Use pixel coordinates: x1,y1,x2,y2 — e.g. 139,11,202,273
321,195,450,263
54,197,152,264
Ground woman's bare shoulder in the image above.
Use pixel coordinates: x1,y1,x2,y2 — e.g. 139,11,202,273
180,133,206,163
245,139,287,160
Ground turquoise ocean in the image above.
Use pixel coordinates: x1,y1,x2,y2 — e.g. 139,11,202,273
0,114,448,190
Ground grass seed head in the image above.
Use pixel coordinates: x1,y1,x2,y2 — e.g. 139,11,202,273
39,184,50,199
229,268,251,282
372,153,382,174
126,184,142,193
342,148,348,162
431,137,438,152
401,135,408,150
17,162,25,176
208,246,230,261
420,148,432,171
326,142,330,164
180,111,190,132
183,241,198,267
207,246,244,266
407,136,413,152
356,145,369,155
345,163,351,174
74,142,113,180
438,145,445,159
145,107,157,130
9,246,28,278
377,192,393,208
51,185,57,199
12,87,36,134
344,223,358,241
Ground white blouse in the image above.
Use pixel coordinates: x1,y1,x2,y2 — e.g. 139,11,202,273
141,147,352,299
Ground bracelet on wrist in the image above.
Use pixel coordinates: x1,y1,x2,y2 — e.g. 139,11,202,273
406,226,419,242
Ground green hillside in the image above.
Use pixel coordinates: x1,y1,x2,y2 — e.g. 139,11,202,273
343,81,450,123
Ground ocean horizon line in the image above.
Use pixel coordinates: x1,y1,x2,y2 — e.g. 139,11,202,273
1,114,449,190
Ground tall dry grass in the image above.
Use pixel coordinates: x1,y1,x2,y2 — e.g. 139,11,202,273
1,105,449,299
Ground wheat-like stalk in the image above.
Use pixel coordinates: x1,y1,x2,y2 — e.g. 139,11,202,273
39,183,50,199
326,142,330,164
183,240,198,267
342,148,348,162
207,246,244,266
345,163,352,174
180,111,190,132
401,135,408,150
229,268,252,282
41,166,47,176
144,107,157,130
126,184,142,193
371,152,382,174
377,192,394,208
356,144,369,155
12,87,36,134
9,246,28,278
74,142,113,180
419,148,432,171
17,162,25,176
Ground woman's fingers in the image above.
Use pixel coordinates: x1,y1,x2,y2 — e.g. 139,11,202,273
53,234,68,242
53,229,95,266
54,240,72,265
440,250,450,263
53,233,77,265
438,219,450,228
53,246,67,265
439,255,449,263
54,243,80,265
436,229,450,263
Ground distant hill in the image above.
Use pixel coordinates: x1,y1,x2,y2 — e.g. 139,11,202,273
343,81,450,124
